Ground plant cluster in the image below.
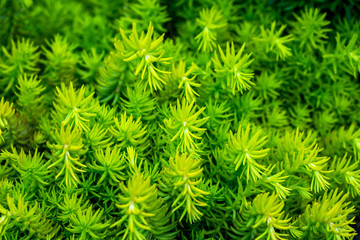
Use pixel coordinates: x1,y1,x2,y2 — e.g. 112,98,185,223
1,0,360,239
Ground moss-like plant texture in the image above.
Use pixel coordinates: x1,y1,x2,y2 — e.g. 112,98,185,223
1,0,360,239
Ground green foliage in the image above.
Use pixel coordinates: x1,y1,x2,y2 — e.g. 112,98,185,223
116,0,170,33
96,45,133,105
66,205,110,240
0,97,15,144
57,193,90,223
117,22,171,92
254,71,282,100
0,194,60,239
42,35,78,86
121,85,157,121
0,39,40,95
230,193,295,240
330,154,360,197
212,42,255,94
0,98,31,149
298,189,356,239
88,146,126,185
290,7,331,50
276,129,332,194
82,123,111,154
109,112,149,155
112,174,174,239
195,7,227,52
225,124,270,182
1,0,360,239
324,33,360,78
15,74,46,125
53,82,97,132
159,153,209,224
163,100,209,157
289,103,312,131
254,21,294,60
78,48,104,84
172,60,201,102
12,149,51,191
47,125,87,188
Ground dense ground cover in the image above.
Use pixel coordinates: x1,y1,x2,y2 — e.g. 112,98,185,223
1,0,360,239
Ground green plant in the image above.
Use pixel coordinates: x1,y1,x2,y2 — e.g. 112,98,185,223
297,189,356,239
290,7,331,50
15,74,46,126
109,112,149,155
41,35,78,86
57,193,90,223
0,39,40,96
212,42,255,94
225,124,270,182
0,194,60,239
163,99,209,157
53,82,97,132
111,174,174,239
121,85,157,121
117,22,172,92
0,97,15,144
66,205,110,240
1,0,360,239
230,193,297,239
254,21,294,60
159,153,209,223
88,146,126,185
195,7,227,52
172,60,201,102
12,149,51,191
47,125,87,188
